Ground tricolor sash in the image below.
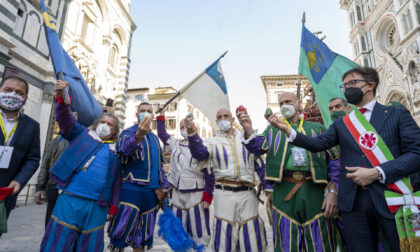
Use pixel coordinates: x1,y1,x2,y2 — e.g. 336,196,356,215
343,109,420,251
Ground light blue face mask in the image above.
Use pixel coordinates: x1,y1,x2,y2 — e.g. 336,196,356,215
138,112,152,122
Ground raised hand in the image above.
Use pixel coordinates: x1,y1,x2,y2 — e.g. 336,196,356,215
184,115,197,135
55,80,69,97
158,104,166,116
236,106,253,138
135,115,151,143
265,114,291,135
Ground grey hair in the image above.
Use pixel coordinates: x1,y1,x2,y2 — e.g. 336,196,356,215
90,112,121,141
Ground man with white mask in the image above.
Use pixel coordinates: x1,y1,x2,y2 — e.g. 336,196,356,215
185,108,268,252
40,80,122,251
239,92,341,252
109,102,169,252
156,106,214,245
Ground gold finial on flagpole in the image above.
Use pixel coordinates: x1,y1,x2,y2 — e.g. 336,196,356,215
302,12,306,23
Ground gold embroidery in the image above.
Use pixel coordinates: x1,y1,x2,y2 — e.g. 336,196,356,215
309,223,316,251
302,127,328,184
115,204,135,239
272,205,301,226
238,215,259,226
81,224,105,234
214,216,235,226
51,215,81,232
171,201,201,211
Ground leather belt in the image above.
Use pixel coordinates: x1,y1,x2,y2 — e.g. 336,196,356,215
282,174,312,201
215,184,253,192
216,179,254,188
283,171,311,180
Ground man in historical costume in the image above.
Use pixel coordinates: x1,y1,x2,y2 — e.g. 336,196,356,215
269,67,420,251
156,109,214,246
185,108,267,252
40,80,122,252
109,102,169,252
239,92,340,252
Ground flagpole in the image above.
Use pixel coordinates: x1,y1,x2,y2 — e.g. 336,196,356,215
155,51,228,114
297,12,305,101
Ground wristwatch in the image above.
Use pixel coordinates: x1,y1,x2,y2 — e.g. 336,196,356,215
324,189,338,197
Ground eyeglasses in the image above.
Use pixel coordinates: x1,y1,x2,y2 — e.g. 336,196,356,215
339,79,369,89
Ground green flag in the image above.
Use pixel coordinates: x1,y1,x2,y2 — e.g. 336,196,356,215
298,23,358,127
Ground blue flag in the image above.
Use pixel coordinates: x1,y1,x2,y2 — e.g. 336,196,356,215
299,23,357,127
40,0,102,127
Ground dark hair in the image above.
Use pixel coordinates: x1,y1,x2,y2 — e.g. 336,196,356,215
137,102,153,112
139,102,151,106
90,112,121,141
0,76,29,95
342,67,379,95
329,97,348,107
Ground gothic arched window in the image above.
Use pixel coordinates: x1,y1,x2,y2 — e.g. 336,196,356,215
108,46,118,70
363,57,369,67
356,6,363,21
361,36,367,51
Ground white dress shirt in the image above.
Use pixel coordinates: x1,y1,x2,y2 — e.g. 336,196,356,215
0,110,19,145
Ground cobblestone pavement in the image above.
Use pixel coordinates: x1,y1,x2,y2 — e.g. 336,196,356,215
0,200,274,252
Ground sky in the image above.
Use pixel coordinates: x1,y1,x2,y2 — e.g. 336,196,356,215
128,0,353,131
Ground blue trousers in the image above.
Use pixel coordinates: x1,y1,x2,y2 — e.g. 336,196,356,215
40,193,108,252
109,189,158,251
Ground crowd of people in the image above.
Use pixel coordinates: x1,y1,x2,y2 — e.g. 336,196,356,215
0,66,419,252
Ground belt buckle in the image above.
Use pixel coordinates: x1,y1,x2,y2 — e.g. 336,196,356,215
292,171,304,181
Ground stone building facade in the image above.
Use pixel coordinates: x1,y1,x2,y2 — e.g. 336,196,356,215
261,74,311,114
340,0,420,124
0,0,136,202
0,0,69,202
61,0,136,123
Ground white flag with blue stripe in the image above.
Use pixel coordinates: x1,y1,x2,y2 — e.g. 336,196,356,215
180,55,230,129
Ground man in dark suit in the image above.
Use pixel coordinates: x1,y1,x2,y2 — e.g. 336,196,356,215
264,67,420,251
0,76,41,230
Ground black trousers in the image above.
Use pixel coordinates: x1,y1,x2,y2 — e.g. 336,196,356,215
44,185,59,228
341,188,400,252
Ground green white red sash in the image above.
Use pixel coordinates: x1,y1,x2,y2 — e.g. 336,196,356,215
343,109,420,248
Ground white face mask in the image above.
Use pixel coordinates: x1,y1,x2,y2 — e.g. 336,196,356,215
138,112,152,122
280,104,296,119
96,123,111,138
0,91,24,111
218,120,232,132
180,130,188,139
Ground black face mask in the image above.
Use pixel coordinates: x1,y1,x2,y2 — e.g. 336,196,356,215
344,84,369,105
